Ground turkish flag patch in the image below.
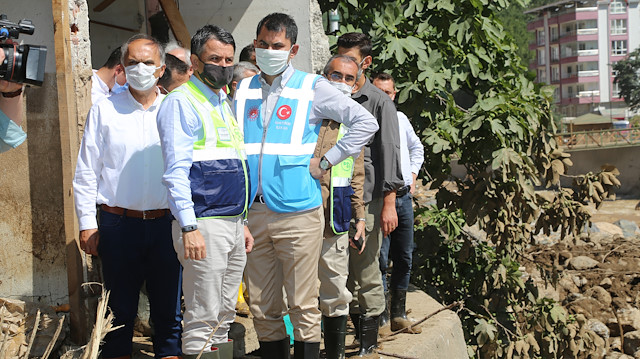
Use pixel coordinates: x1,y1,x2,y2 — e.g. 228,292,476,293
276,105,292,120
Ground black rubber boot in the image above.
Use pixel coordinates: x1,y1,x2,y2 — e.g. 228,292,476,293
293,341,320,359
323,315,347,359
390,289,421,334
379,291,390,327
350,313,361,343
259,336,291,359
357,315,379,356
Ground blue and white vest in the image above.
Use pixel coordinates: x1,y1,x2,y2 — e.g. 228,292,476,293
173,81,249,219
235,70,322,213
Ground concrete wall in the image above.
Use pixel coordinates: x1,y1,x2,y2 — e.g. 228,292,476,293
87,0,330,74
564,146,640,197
0,3,68,305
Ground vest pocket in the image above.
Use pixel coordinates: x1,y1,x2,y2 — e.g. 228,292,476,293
276,155,313,202
332,185,354,233
190,159,245,217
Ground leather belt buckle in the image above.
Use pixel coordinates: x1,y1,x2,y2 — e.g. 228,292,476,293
142,210,149,220
258,195,266,204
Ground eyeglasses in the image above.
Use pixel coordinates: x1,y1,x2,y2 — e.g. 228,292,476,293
327,71,356,84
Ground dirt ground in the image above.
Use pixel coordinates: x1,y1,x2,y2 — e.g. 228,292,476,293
525,198,640,356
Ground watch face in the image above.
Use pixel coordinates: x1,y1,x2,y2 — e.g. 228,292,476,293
320,159,329,170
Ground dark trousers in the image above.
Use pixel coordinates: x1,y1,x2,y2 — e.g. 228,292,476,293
379,193,414,291
98,210,182,358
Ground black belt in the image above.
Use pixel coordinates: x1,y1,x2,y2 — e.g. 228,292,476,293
397,186,410,197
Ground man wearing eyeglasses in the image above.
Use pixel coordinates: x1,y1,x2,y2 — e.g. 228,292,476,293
313,54,366,359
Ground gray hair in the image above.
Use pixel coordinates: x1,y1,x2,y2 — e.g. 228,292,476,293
165,41,192,67
322,54,359,77
233,61,260,83
121,34,166,65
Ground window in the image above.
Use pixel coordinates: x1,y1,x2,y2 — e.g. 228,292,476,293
537,29,545,45
612,40,627,55
611,0,626,14
577,84,585,93
538,69,547,83
567,66,572,75
552,67,560,82
550,27,558,41
611,19,627,35
612,82,621,98
551,47,559,61
568,86,574,97
538,49,546,65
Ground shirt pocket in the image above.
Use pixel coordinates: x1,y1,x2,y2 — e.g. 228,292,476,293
276,155,312,202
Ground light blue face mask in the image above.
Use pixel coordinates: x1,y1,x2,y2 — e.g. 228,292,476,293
111,81,128,94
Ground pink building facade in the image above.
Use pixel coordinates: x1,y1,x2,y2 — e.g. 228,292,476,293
526,0,640,119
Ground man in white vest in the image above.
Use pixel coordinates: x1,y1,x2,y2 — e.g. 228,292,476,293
157,25,252,359
234,12,379,359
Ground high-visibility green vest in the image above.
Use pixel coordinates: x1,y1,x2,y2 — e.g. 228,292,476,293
173,81,249,219
329,124,355,234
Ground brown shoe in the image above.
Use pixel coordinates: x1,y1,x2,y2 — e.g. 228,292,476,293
390,289,421,334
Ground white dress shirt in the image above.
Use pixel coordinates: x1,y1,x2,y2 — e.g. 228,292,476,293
398,111,424,186
73,89,168,230
91,69,110,105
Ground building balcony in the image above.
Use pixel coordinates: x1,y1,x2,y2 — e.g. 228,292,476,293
576,28,598,35
578,70,599,77
578,90,600,98
561,95,601,105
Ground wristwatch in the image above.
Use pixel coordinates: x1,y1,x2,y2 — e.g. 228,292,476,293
319,156,331,171
357,218,366,223
181,224,198,233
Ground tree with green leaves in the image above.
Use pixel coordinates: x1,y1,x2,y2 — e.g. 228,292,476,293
613,47,640,111
318,0,618,357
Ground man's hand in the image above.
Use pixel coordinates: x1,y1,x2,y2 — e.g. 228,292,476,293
309,157,328,180
79,229,99,256
183,229,206,260
244,225,254,253
349,220,366,254
381,191,398,237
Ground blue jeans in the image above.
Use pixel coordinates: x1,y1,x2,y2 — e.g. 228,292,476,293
379,193,414,291
98,210,183,358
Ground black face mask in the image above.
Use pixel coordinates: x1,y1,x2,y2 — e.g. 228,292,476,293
198,61,233,89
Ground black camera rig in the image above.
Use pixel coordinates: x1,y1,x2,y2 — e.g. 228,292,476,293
0,14,47,86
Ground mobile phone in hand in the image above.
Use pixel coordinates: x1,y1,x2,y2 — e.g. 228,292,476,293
353,236,363,251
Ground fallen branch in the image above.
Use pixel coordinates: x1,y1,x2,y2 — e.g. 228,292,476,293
376,350,419,359
194,314,230,359
42,315,65,359
82,287,123,359
23,309,41,359
382,301,463,338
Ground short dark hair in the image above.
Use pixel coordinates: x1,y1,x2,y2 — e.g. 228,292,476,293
323,54,359,76
337,32,372,58
372,71,395,86
121,34,165,65
239,44,255,62
256,13,298,45
103,47,122,69
233,61,259,83
191,24,236,57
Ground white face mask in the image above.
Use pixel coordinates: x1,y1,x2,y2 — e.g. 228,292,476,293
329,80,354,96
124,62,161,91
255,48,291,76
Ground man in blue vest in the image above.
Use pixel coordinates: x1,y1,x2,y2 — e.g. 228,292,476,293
157,25,251,359
234,13,379,359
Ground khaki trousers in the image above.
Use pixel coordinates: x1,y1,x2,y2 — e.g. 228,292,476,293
245,203,324,342
318,232,352,317
347,197,385,316
172,217,246,354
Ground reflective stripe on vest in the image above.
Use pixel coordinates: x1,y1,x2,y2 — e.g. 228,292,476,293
174,81,249,219
330,124,355,234
235,70,322,213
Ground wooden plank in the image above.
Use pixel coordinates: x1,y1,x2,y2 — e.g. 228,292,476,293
51,0,88,344
93,0,118,12
158,0,191,49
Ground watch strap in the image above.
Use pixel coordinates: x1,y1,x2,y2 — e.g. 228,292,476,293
181,224,198,233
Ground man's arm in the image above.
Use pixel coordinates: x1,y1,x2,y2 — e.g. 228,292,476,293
350,147,366,253
401,112,424,194
311,78,378,166
73,105,104,255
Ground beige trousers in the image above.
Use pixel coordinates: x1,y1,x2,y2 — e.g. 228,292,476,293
245,203,324,342
347,197,385,317
172,217,246,354
318,232,352,317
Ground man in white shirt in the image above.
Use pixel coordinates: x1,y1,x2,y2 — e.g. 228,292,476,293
74,34,182,359
372,72,425,334
91,47,127,104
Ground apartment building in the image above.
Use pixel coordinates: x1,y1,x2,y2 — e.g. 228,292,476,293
526,0,640,120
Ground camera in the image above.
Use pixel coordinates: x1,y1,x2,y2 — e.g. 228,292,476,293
0,14,47,86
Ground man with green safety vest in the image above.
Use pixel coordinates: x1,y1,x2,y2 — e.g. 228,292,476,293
314,55,366,359
157,25,252,359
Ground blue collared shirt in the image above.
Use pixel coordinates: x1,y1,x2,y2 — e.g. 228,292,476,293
157,75,231,227
0,109,26,153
